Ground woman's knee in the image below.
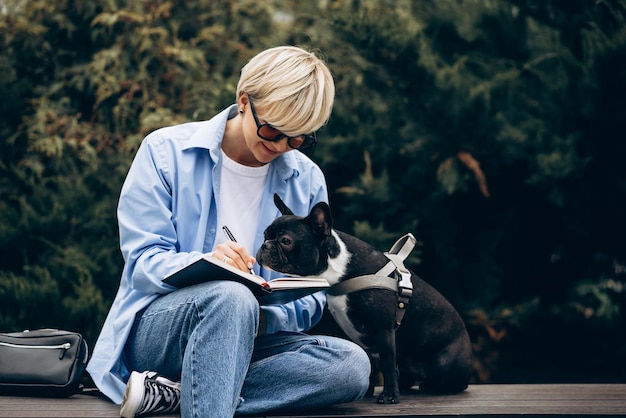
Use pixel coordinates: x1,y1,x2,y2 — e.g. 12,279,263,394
322,336,371,400
193,280,260,325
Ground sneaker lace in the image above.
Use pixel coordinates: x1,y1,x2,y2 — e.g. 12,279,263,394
137,375,181,415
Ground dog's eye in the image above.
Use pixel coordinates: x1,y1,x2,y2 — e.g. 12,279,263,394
280,237,292,246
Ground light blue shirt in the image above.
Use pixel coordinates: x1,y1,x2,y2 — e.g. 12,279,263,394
86,105,329,403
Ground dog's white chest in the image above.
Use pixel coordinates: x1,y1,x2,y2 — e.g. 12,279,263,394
327,294,368,349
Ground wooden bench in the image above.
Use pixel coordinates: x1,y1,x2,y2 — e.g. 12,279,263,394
1,384,624,417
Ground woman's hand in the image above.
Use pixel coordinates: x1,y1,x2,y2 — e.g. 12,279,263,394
211,241,255,273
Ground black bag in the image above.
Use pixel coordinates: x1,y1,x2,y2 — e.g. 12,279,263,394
0,328,88,397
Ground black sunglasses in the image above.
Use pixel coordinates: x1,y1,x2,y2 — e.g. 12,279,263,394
248,99,317,150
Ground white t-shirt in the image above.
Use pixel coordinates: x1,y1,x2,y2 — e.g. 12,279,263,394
214,149,269,255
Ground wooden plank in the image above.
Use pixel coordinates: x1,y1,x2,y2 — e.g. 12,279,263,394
289,384,626,417
0,394,124,418
0,384,624,417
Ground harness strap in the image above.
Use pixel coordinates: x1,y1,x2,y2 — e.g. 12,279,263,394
384,233,415,327
328,275,398,295
328,233,416,328
378,233,417,277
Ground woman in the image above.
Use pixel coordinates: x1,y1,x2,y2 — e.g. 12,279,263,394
87,46,371,418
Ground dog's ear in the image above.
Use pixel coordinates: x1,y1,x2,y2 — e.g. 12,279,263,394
306,202,341,258
273,194,294,216
305,201,333,239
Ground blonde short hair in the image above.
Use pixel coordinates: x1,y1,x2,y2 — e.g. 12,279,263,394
236,46,335,136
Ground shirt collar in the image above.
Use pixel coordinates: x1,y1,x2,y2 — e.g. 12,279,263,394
183,105,234,152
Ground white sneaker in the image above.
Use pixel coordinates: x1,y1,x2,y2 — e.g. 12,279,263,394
120,371,181,417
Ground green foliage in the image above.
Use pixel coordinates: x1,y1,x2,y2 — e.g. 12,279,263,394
468,276,626,383
312,0,626,382
1,0,625,383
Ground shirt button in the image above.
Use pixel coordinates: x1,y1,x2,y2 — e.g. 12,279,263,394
209,228,216,234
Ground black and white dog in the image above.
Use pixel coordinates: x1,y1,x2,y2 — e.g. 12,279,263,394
256,195,472,404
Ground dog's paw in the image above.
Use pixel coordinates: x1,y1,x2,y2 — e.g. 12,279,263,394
376,392,399,404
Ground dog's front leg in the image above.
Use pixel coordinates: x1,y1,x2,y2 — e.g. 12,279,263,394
375,329,400,404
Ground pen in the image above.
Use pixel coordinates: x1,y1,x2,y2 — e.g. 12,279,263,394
222,225,237,243
222,226,255,274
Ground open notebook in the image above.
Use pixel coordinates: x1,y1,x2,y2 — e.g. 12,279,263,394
163,256,330,305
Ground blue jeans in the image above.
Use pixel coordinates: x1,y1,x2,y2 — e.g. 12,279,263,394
125,281,370,417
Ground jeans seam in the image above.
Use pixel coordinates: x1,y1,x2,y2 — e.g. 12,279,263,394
190,301,200,418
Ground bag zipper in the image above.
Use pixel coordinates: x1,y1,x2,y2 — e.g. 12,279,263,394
0,341,72,359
